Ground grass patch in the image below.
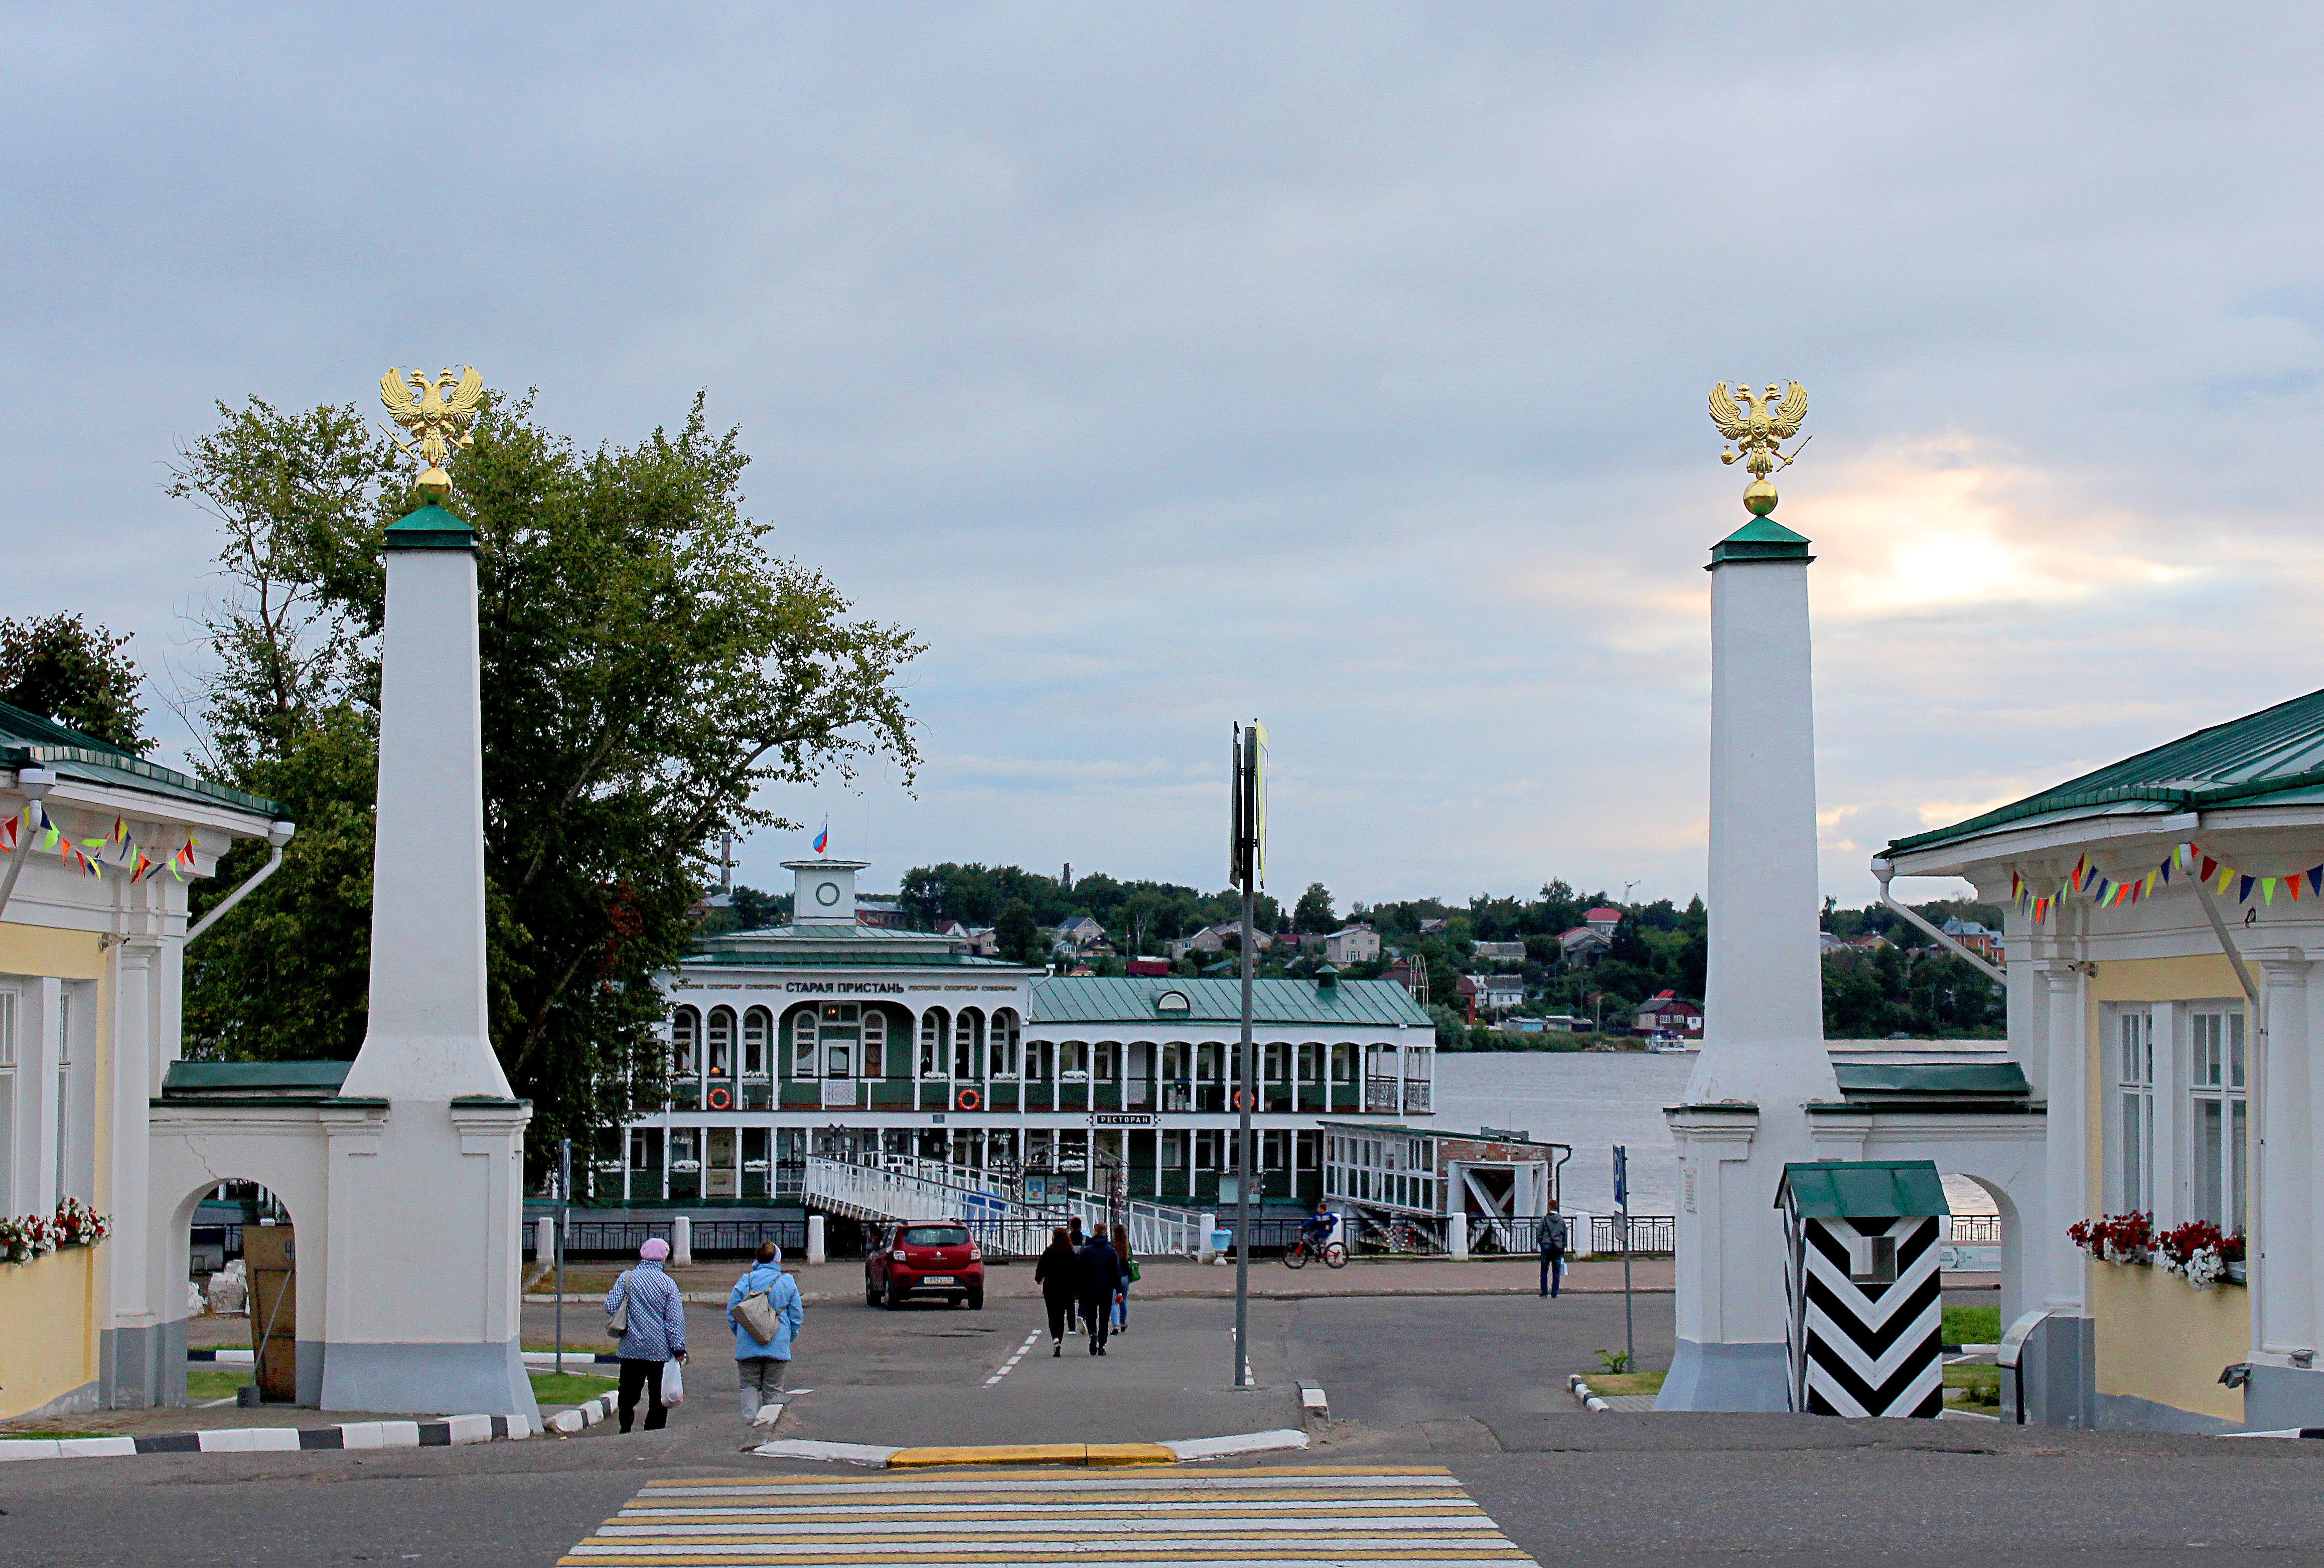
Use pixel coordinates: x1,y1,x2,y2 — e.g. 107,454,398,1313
1943,1304,2001,1347
186,1369,253,1401
1944,1361,2001,1408
0,1428,111,1439
1580,1369,1666,1396
529,1370,618,1406
522,1341,616,1355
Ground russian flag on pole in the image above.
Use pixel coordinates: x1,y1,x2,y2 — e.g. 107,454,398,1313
812,820,828,854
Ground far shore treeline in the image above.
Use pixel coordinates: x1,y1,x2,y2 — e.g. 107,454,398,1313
701,864,2008,1046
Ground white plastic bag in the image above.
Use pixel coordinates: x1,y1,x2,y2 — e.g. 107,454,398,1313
661,1359,685,1406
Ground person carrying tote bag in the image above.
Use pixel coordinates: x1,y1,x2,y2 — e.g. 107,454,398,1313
727,1241,805,1423
603,1237,688,1432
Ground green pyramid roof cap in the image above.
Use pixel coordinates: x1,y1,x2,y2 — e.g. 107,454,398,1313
1707,513,1812,568
385,502,474,550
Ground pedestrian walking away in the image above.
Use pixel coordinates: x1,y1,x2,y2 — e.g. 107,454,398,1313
1077,1226,1124,1355
1110,1222,1136,1334
1064,1214,1087,1329
605,1236,687,1432
1540,1209,1568,1299
1034,1226,1078,1356
728,1241,805,1423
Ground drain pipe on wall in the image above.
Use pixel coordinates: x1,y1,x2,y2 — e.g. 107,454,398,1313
1870,865,2006,987
2193,876,2266,1356
184,820,298,945
0,767,56,922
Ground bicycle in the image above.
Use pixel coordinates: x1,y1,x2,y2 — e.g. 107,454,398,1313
1282,1232,1348,1270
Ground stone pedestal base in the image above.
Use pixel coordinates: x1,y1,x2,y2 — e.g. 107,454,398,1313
1655,1338,1791,1412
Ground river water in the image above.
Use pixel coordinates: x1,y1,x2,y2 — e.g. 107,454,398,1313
1433,1049,2000,1221
1433,1051,1693,1217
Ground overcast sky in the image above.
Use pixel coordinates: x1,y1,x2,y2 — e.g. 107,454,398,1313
10,6,2324,910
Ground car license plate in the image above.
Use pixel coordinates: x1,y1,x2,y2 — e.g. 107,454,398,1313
923,1275,955,1285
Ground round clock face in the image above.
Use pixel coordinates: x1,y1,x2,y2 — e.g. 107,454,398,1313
815,881,841,907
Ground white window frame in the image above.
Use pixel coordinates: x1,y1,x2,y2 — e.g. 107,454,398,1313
790,1007,819,1079
2188,1005,2249,1233
0,987,16,1215
2113,1006,2155,1215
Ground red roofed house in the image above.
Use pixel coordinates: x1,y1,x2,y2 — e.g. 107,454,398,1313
1633,989,1704,1038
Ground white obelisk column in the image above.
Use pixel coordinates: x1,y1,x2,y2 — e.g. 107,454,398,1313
321,500,537,1421
1658,508,1840,1411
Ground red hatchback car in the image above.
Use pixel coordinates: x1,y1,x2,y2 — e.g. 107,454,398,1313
865,1220,985,1310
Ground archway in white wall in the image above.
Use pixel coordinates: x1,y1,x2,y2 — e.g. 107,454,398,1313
149,1124,336,1409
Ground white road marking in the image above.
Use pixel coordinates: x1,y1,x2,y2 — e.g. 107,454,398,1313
983,1329,1045,1386
563,1468,1536,1566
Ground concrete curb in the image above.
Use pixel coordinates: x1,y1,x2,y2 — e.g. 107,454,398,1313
192,1348,622,1371
0,1414,536,1464
2220,1427,2324,1439
546,1392,621,1434
1567,1375,1611,1412
750,1428,1311,1469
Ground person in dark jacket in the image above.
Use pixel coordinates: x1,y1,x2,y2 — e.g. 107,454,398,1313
1540,1210,1569,1299
1034,1226,1079,1357
1063,1215,1087,1329
1077,1229,1124,1355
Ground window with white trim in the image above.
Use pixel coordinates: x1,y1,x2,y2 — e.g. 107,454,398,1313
742,1007,770,1076
2116,1007,2154,1214
919,1010,948,1078
2190,1007,2248,1232
789,1007,819,1079
0,988,15,1214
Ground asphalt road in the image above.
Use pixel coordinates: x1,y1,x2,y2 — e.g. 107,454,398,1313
8,1276,2323,1567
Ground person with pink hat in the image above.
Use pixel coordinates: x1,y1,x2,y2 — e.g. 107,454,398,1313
605,1235,688,1432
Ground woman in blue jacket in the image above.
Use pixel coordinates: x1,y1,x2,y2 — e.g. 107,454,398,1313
727,1242,805,1422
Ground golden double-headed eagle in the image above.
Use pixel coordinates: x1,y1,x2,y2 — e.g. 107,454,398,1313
380,366,484,495
1708,381,1807,478
1709,381,1808,516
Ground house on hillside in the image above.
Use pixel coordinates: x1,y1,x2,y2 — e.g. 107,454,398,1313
1941,916,2005,966
1472,940,1525,963
856,897,907,929
1583,907,1624,933
1323,925,1381,965
1469,973,1524,1015
1051,915,1106,956
1558,925,1612,967
1633,989,1704,1038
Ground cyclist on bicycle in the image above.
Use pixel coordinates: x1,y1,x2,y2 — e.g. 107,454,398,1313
1300,1198,1336,1251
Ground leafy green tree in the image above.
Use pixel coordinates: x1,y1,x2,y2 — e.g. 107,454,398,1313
1292,882,1337,933
994,899,1043,964
0,613,152,752
173,390,922,1154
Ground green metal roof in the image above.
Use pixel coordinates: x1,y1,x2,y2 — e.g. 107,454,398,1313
1777,1160,1950,1218
0,699,281,818
1887,686,2324,857
1833,1062,2030,1100
680,949,1018,969
1707,515,1813,568
160,1060,352,1097
1028,976,1430,1029
383,501,475,550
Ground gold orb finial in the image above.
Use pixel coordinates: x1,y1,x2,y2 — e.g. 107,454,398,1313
1709,381,1810,513
380,365,483,498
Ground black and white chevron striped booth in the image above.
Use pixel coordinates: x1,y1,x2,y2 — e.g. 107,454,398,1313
1778,1160,1948,1419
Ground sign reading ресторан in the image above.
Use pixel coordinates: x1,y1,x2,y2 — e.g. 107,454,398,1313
783,980,906,995
1089,1113,1156,1127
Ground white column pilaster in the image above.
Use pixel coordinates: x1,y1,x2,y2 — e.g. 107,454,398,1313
2040,960,2087,1315
2255,951,2313,1363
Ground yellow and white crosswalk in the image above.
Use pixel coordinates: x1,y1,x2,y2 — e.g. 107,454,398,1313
558,1465,1538,1566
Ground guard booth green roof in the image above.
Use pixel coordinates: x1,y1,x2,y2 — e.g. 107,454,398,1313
1775,1160,1951,1218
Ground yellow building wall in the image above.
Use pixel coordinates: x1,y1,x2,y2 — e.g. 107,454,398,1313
0,921,113,1421
2083,952,2251,1423
0,1243,99,1419
2091,1260,2248,1424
